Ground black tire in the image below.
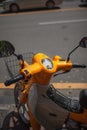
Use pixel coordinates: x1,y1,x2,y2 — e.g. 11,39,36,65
2,110,30,130
10,4,19,12
46,0,55,9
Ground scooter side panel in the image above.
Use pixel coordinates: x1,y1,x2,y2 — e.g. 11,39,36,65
28,84,68,130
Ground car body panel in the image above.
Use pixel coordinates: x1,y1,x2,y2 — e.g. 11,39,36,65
2,0,63,12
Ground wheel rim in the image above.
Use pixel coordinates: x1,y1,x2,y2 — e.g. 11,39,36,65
18,103,30,125
46,1,55,9
10,4,19,12
14,82,23,108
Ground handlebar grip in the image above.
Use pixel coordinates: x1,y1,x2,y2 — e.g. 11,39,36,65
4,74,24,86
73,64,87,68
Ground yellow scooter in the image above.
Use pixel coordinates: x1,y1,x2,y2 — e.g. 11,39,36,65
0,37,87,130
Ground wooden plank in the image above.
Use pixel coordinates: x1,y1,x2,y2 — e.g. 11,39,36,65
0,83,14,89
0,83,87,89
53,83,87,89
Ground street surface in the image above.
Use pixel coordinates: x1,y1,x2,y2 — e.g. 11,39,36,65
0,0,87,83
0,0,87,129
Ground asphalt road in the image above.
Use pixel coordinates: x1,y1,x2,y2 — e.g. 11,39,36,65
0,0,87,83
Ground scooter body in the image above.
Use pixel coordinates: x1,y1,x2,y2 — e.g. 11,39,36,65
17,52,72,130
28,83,68,130
47,84,87,129
0,37,87,130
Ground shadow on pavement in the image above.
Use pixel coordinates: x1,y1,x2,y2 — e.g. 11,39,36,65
79,4,87,7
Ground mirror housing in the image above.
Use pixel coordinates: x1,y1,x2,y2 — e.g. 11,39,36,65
67,37,87,62
0,41,15,58
79,37,87,48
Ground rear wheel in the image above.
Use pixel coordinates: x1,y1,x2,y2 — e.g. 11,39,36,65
46,0,55,9
10,4,19,12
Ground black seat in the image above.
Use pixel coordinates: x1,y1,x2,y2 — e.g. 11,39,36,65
79,89,87,109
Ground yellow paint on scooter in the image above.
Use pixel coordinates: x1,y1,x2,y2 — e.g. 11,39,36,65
20,53,73,85
19,53,73,130
70,109,87,124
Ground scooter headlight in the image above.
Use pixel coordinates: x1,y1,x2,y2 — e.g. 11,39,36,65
42,58,53,70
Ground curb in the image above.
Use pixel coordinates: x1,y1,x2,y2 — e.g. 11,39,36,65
0,83,87,89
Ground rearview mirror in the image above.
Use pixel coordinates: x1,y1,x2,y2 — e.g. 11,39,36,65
79,37,87,48
67,36,87,62
0,40,15,58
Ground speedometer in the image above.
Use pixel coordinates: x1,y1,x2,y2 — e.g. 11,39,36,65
42,58,53,70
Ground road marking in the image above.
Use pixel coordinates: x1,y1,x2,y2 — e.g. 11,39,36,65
39,18,87,25
0,83,87,89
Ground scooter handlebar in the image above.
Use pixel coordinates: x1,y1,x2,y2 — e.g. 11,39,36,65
73,64,87,68
4,74,24,86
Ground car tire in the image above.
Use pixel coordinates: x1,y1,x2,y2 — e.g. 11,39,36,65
46,0,55,9
10,4,19,12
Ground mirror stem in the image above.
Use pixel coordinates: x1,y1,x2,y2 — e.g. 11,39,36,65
13,53,24,68
13,53,18,58
67,44,80,62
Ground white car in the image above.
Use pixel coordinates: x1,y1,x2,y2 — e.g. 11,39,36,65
2,0,63,12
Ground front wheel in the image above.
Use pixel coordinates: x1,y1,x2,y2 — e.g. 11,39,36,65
2,110,30,130
46,0,55,9
14,82,23,108
10,4,19,12
14,83,31,125
18,103,31,125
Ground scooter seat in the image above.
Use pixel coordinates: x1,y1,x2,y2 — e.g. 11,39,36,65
79,89,87,109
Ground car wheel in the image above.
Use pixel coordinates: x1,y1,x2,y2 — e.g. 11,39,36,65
10,4,19,12
46,0,55,9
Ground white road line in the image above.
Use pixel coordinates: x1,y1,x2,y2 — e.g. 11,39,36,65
39,19,87,25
